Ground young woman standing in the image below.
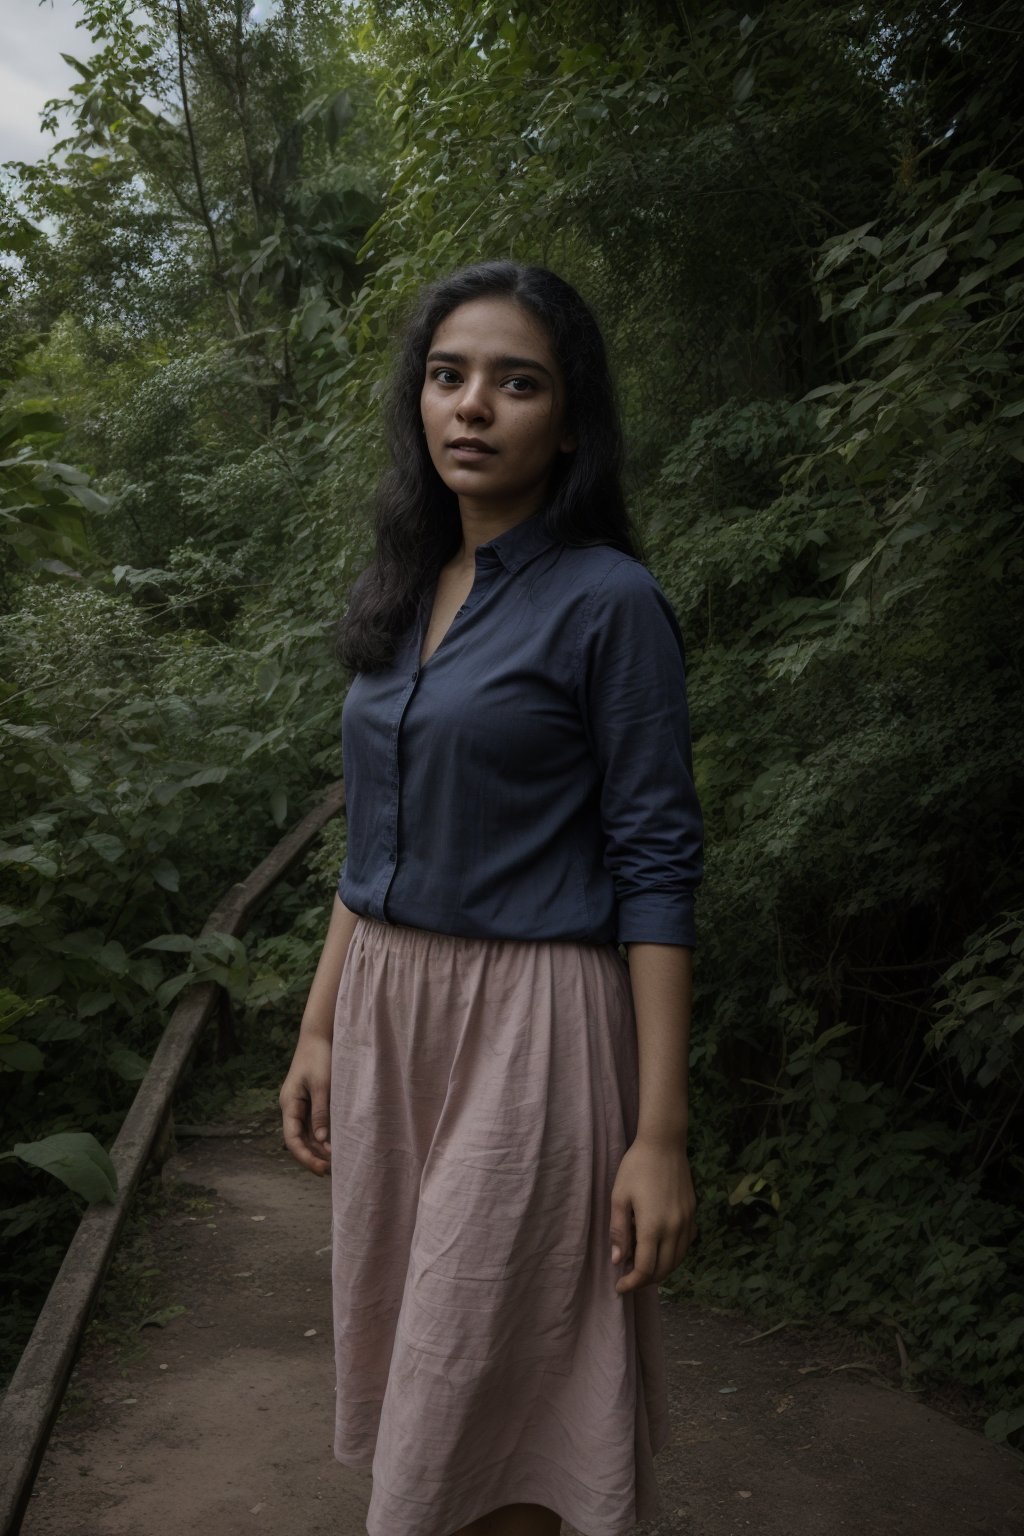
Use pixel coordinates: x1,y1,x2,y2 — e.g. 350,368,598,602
280,261,704,1536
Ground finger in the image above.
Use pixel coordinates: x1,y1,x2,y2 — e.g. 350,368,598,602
672,1210,699,1270
291,1137,331,1175
310,1085,332,1151
609,1190,633,1265
616,1232,658,1294
281,1098,330,1176
283,1124,328,1175
656,1234,680,1284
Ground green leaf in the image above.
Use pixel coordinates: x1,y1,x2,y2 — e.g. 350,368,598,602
732,67,755,104
77,990,115,1019
0,1039,45,1072
0,904,33,929
240,726,288,761
812,1056,842,1096
0,990,38,1031
69,485,108,514
255,658,281,697
810,1022,857,1052
842,546,881,593
156,972,194,1010
152,857,180,892
1,1199,50,1238
107,1042,150,1082
95,942,129,977
139,1303,187,1329
130,957,163,994
84,832,125,864
801,384,845,402
181,765,230,789
32,1015,86,1042
46,461,90,486
195,931,247,967
985,1405,1024,1443
7,410,63,436
143,933,195,954
0,845,59,878
909,247,947,282
8,1131,117,1203
152,766,230,805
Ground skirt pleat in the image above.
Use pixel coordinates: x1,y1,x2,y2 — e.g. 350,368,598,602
330,916,670,1536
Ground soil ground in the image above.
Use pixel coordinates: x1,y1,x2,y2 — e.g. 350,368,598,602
19,1120,1024,1536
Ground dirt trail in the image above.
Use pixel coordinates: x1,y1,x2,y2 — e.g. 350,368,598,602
19,1123,1023,1536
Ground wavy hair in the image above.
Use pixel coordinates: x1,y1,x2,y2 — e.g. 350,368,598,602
335,260,642,673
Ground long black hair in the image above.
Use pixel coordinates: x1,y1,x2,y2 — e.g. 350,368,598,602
335,260,642,673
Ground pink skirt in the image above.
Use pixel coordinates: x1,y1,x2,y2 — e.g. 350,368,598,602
329,915,670,1536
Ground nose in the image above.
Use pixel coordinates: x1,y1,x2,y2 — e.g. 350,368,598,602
455,374,493,425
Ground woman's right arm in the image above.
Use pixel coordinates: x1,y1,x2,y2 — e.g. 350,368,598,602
278,893,360,1176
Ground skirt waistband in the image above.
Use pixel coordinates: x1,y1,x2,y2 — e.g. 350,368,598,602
351,912,621,963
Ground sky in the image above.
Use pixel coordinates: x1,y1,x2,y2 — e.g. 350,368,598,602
0,0,92,166
0,0,275,168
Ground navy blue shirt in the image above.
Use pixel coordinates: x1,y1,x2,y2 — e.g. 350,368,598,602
337,509,704,946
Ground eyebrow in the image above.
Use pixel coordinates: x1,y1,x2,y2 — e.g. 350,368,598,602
426,350,553,380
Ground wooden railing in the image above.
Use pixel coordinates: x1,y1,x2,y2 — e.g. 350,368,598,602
0,782,346,1536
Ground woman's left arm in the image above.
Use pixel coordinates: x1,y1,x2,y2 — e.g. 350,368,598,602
573,562,704,1295
609,941,697,1295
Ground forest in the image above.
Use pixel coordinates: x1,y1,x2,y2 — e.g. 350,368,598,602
0,0,1021,1446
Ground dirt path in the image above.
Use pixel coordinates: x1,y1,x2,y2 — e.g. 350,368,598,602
19,1122,1023,1536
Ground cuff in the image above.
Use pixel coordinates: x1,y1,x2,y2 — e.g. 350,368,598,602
615,890,697,947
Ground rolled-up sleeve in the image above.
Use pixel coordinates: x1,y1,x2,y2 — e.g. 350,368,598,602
574,561,704,946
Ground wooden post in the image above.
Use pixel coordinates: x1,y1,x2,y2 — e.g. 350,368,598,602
0,782,345,1536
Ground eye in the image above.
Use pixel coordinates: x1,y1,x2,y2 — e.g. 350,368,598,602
504,376,537,393
431,367,462,385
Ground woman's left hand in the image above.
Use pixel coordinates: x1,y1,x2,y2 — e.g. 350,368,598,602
609,1136,697,1295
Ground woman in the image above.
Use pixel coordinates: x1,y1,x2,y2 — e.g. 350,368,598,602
279,260,704,1536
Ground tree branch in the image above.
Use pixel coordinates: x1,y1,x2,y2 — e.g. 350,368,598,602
174,0,221,275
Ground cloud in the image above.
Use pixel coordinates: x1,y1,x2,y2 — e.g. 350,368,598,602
0,0,88,165
1,0,280,170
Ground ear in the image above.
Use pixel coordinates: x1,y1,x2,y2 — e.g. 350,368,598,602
559,430,578,454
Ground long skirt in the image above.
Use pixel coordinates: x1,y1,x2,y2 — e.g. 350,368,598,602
329,915,670,1536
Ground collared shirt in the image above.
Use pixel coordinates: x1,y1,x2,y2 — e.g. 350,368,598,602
337,508,704,946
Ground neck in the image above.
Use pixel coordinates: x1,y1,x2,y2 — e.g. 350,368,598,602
450,493,544,569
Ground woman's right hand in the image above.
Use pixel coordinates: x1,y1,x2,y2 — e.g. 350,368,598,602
279,1031,333,1176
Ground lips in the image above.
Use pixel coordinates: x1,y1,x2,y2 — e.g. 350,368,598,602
448,437,497,454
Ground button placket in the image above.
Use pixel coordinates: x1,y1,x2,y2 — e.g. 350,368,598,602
378,661,420,916
377,556,506,918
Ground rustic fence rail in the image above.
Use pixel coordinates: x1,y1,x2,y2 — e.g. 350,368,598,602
0,781,346,1536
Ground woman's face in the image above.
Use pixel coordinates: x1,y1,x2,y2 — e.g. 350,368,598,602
419,295,577,519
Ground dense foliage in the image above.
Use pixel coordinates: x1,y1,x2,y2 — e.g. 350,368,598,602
1,0,1021,1442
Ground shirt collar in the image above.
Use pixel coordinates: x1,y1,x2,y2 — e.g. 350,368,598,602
476,509,556,575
